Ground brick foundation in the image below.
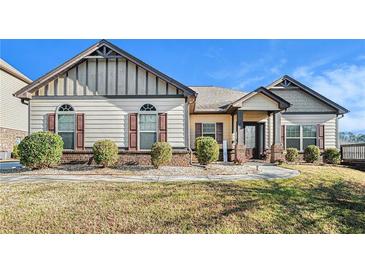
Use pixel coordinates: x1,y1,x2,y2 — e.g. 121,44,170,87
62,149,191,167
270,143,284,163
234,144,247,164
0,127,27,159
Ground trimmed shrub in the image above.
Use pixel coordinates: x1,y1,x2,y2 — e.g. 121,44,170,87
323,148,341,164
151,142,172,168
195,136,219,165
93,140,119,167
18,131,63,169
303,145,320,163
11,144,20,159
285,148,299,162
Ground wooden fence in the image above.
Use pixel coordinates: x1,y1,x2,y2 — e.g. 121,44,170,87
341,143,365,163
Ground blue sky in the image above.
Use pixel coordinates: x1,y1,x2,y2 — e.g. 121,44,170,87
1,39,365,133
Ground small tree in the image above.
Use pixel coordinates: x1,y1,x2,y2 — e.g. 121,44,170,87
323,148,341,164
285,148,299,162
151,142,172,168
93,140,119,167
18,131,64,169
195,136,219,165
303,145,320,163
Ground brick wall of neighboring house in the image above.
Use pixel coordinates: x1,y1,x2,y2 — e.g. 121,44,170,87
62,150,191,167
0,127,27,155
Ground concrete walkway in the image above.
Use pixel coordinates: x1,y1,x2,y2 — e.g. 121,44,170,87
0,165,299,183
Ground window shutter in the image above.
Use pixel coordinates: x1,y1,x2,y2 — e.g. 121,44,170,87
48,113,55,133
281,125,286,148
158,113,167,142
76,113,85,150
216,123,223,144
129,113,138,150
195,123,202,139
317,124,325,150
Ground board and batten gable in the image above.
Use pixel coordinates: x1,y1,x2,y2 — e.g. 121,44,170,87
30,98,187,148
33,58,183,97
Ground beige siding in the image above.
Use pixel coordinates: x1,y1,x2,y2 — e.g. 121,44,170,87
190,114,233,149
30,98,186,148
281,114,337,148
270,87,335,112
240,93,280,111
0,70,28,131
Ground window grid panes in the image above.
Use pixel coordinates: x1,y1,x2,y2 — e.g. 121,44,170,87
58,114,75,149
202,123,216,139
286,125,317,151
139,108,157,149
302,125,317,149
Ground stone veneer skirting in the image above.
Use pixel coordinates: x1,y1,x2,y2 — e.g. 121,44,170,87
62,149,191,167
0,127,27,153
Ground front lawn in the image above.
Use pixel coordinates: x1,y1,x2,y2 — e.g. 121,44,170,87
0,165,364,233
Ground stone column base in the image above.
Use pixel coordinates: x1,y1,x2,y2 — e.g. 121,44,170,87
234,144,247,164
270,143,284,163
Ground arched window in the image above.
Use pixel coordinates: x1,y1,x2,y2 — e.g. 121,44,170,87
57,104,75,149
139,104,157,150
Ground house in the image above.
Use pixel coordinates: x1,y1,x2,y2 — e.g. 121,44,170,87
14,40,349,165
0,59,32,159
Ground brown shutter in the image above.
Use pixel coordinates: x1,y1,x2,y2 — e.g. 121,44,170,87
48,113,55,133
76,113,85,150
281,125,286,148
216,123,223,144
129,113,138,150
158,113,167,142
317,124,325,150
195,123,202,139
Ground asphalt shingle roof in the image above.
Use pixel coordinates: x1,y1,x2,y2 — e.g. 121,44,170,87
189,86,246,112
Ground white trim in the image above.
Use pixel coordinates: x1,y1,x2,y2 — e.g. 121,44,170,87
285,124,317,152
138,103,158,151
56,104,76,150
202,122,217,140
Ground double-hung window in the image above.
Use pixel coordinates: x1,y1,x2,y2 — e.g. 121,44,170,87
57,104,75,150
286,125,317,151
202,123,216,139
139,104,157,150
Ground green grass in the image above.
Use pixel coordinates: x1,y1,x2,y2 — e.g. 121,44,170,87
1,165,364,233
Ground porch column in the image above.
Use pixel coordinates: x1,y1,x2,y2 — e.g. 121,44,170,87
237,110,244,145
234,110,247,164
271,111,284,163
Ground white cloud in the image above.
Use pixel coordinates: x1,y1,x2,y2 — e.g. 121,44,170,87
293,64,365,132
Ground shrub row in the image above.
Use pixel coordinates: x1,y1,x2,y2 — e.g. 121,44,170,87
17,132,175,169
285,145,341,164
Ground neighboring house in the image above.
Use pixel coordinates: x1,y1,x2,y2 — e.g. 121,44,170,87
0,59,32,159
14,40,349,165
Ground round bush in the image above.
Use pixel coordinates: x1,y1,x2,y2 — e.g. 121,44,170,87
93,140,119,167
303,145,320,163
285,148,299,162
323,148,341,164
18,131,64,169
195,136,219,165
11,144,19,159
151,142,172,168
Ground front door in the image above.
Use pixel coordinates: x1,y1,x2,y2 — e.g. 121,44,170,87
244,122,265,159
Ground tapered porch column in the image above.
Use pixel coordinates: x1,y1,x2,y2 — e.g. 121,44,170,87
234,110,247,163
271,111,284,163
